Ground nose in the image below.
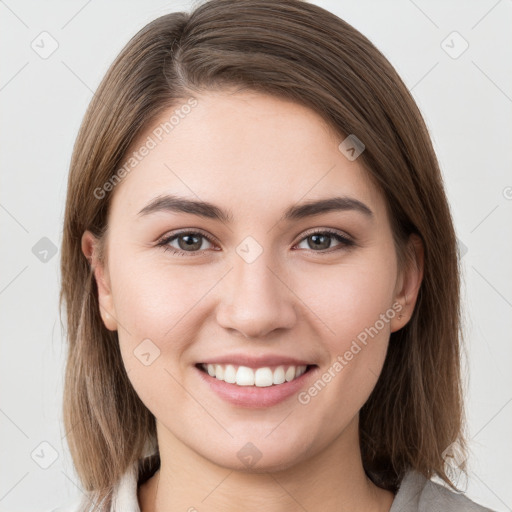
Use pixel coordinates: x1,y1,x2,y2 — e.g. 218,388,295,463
215,250,298,339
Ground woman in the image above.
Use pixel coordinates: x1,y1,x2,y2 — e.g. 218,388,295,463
58,0,494,510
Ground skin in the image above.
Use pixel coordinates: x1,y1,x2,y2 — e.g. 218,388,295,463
82,89,423,512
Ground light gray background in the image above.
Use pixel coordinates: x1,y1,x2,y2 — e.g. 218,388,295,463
1,0,511,510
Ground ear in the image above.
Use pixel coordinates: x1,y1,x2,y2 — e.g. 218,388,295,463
81,230,118,331
390,233,424,332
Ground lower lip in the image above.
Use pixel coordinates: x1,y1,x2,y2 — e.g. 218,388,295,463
195,365,318,408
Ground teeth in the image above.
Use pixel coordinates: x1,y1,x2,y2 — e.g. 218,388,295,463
224,364,237,384
254,368,273,387
273,366,286,384
236,366,255,386
202,363,308,386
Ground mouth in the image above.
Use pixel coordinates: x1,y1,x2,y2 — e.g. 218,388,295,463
195,362,318,387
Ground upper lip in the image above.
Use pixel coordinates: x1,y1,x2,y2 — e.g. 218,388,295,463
198,354,316,369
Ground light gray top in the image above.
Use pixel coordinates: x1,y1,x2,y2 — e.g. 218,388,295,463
388,470,494,511
53,458,495,512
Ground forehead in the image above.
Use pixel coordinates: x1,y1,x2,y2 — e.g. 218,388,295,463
109,90,385,221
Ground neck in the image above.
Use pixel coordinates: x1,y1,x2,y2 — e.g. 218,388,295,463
138,417,394,512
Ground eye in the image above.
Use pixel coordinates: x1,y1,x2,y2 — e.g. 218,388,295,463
156,230,216,256
294,228,355,252
156,228,355,257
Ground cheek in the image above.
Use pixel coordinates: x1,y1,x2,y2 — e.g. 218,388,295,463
305,251,397,341
109,238,397,404
110,239,398,353
107,249,225,406
296,252,397,401
108,247,208,338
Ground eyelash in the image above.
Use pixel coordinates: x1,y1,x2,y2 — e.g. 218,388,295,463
156,228,355,257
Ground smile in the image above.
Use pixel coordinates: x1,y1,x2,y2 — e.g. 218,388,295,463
197,363,314,387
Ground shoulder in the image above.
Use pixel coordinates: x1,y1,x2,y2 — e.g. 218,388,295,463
390,470,496,512
51,455,151,512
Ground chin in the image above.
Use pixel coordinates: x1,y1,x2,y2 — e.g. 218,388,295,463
201,442,308,474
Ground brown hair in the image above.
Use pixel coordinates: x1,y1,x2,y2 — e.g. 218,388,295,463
60,0,465,507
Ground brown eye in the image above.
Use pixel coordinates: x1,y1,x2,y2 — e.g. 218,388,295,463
157,231,215,256
296,229,354,252
174,233,204,251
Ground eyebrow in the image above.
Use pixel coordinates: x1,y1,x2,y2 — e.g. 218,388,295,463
137,194,373,223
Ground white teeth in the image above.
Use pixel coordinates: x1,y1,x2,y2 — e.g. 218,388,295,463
236,366,254,386
254,368,273,387
224,364,237,383
285,366,296,381
201,363,308,386
215,364,224,381
273,366,286,384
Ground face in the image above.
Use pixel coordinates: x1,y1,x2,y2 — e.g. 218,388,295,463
83,90,422,472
